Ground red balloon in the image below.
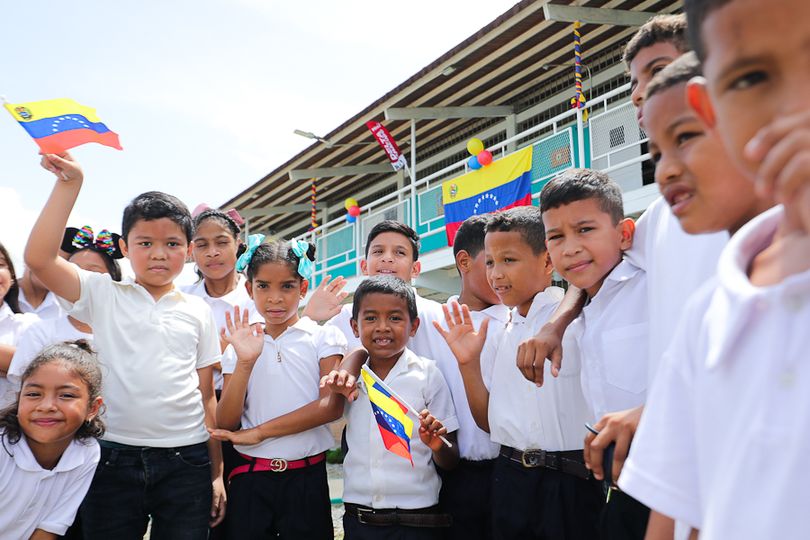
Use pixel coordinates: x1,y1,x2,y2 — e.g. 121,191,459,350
348,205,361,217
477,150,493,166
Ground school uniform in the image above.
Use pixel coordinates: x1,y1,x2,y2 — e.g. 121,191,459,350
342,349,459,540
18,289,65,320
487,287,602,540
0,430,99,539
57,268,221,540
438,296,509,540
0,302,38,408
621,206,810,539
568,259,650,539
220,316,346,539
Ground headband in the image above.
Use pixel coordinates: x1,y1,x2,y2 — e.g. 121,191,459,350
290,240,314,281
235,234,265,272
61,226,124,259
192,203,245,227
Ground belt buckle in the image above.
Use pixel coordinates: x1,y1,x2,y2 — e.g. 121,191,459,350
269,458,288,472
520,449,545,468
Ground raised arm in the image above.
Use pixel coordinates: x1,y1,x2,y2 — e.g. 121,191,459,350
23,154,83,303
215,308,264,430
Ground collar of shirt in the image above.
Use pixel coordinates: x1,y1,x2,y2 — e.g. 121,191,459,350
120,276,186,304
185,275,247,304
11,433,91,473
0,302,13,322
18,290,58,312
446,295,511,324
511,286,565,325
363,348,420,387
264,316,318,343
583,259,643,317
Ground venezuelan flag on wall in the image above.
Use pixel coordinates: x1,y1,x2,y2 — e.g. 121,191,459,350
4,98,122,154
442,146,533,245
361,369,414,465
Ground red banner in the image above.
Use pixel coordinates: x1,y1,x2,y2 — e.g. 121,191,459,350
366,121,407,171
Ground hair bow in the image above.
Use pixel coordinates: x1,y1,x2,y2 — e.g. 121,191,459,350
192,203,245,227
235,234,266,272
61,226,124,259
290,240,314,281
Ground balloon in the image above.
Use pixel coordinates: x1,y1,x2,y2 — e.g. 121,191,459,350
477,150,493,166
344,197,359,210
467,155,482,170
348,205,361,217
467,138,484,156
346,214,357,224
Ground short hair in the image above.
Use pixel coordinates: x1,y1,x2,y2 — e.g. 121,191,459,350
645,52,703,101
245,239,316,283
0,242,21,313
540,169,624,225
623,13,690,69
453,214,490,259
121,191,193,243
485,206,547,255
351,275,418,322
684,0,733,61
364,220,420,261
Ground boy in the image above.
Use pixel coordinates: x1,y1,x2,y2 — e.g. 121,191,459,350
334,275,459,540
619,2,810,537
436,206,601,540
25,153,225,539
540,169,650,539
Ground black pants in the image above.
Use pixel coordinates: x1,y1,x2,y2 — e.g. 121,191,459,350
210,388,240,540
491,454,603,540
599,488,650,540
225,459,332,539
343,512,444,540
439,458,495,540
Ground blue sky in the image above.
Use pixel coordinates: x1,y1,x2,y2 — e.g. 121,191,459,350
1,0,513,269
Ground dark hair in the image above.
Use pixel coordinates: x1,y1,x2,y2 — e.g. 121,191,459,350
245,239,316,283
0,339,105,449
351,275,418,322
540,169,624,225
121,191,193,243
453,214,490,259
645,52,703,101
623,13,690,69
684,0,732,61
68,249,123,282
364,221,420,261
485,206,547,255
0,242,21,313
192,209,246,281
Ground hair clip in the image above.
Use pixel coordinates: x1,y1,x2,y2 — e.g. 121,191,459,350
235,234,266,272
290,240,314,281
62,226,124,259
192,203,245,227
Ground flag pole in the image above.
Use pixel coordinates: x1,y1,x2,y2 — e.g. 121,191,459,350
361,364,453,448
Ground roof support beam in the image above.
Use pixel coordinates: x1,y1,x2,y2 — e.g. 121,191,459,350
288,164,392,180
240,206,310,218
542,4,657,27
384,106,514,121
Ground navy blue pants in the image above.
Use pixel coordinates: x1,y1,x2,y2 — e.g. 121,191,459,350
79,441,212,540
439,458,495,540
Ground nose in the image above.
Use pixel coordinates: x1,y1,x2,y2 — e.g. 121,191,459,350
36,394,58,411
561,236,583,258
631,83,644,110
655,152,683,189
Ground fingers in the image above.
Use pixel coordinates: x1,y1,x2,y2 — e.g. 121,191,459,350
432,319,450,340
450,301,463,326
210,490,226,526
549,343,563,378
233,306,242,327
587,430,606,481
207,428,232,442
477,316,489,339
224,310,235,336
612,429,633,484
583,431,596,472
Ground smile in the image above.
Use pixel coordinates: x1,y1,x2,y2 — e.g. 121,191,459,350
663,185,695,216
566,260,592,273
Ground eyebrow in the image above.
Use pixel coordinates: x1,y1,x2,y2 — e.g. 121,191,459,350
22,383,81,390
546,218,597,233
665,114,698,136
715,54,768,84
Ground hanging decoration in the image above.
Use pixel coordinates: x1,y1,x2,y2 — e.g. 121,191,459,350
465,137,495,170
309,178,317,230
345,197,362,224
570,20,589,124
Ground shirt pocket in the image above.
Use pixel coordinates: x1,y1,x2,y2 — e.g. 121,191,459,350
600,322,648,394
160,310,200,359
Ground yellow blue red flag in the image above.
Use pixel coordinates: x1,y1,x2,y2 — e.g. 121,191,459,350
4,98,122,154
361,369,414,465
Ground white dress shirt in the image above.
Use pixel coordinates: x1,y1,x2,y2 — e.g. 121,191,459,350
0,303,38,407
18,289,65,320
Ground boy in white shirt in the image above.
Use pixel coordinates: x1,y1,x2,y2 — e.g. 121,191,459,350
24,153,224,539
540,168,650,538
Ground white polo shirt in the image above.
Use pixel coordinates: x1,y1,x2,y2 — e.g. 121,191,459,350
626,196,728,385
620,206,810,538
18,289,65,320
58,268,221,447
488,287,591,452
0,303,38,408
343,349,459,509
0,431,99,538
568,259,649,422
444,295,510,461
221,316,346,459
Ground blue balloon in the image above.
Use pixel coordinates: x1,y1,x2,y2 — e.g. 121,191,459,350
468,155,482,170
346,214,357,224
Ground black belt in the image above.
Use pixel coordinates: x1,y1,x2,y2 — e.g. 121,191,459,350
343,503,452,528
499,445,592,480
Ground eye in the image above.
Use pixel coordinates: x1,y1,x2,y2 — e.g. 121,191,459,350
675,131,701,146
283,283,295,289
390,315,403,322
256,283,268,289
729,70,767,91
504,257,514,263
650,63,667,77
364,315,376,322
60,392,78,399
167,242,180,248
547,234,562,241
485,259,493,267
139,241,151,247
579,226,594,234
23,391,41,398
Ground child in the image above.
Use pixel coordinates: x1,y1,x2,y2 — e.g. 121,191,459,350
619,2,810,537
333,275,459,540
540,169,650,539
24,153,225,538
18,268,65,320
209,238,346,539
0,340,103,539
436,206,601,540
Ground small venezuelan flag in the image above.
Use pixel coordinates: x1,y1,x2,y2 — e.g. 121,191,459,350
442,146,533,245
361,369,414,465
4,98,122,154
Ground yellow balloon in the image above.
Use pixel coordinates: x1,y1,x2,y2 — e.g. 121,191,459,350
344,197,359,210
467,138,484,156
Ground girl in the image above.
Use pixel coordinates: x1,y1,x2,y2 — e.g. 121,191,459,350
211,236,347,539
0,241,38,407
6,227,123,407
0,340,104,539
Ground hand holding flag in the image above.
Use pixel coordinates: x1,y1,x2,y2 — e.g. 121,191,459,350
417,410,451,452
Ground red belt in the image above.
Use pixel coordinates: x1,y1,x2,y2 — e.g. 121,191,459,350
228,451,326,482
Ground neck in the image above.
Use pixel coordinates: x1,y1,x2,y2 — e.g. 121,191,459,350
265,313,299,339
203,271,239,298
68,316,92,334
728,200,775,236
27,436,70,470
368,350,406,381
20,275,47,307
457,289,491,313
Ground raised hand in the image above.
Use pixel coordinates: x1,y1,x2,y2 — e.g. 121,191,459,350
432,301,488,366
301,274,348,322
40,152,83,183
418,409,448,452
319,369,359,402
221,307,264,365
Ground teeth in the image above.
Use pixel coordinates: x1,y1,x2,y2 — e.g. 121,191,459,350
673,192,691,204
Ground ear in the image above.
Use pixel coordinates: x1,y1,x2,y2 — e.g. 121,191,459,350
350,317,360,338
185,243,193,258
409,316,420,337
410,260,421,280
543,251,554,276
86,396,103,422
299,279,309,299
360,259,369,276
118,237,129,258
687,76,716,128
245,279,254,299
455,250,471,275
618,218,636,251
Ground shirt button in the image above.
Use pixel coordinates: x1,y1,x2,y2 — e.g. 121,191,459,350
373,494,383,503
